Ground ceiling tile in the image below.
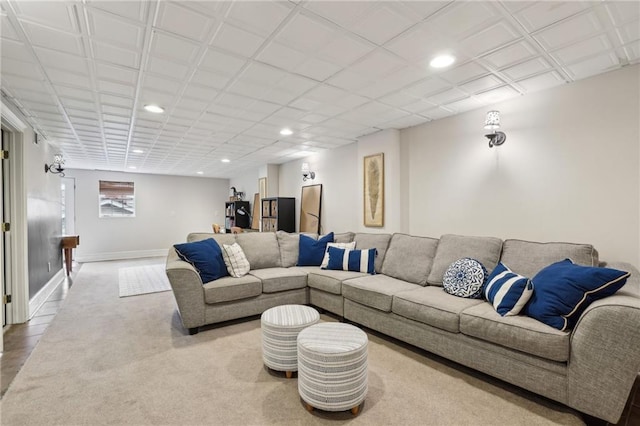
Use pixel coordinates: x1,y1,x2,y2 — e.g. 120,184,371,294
227,1,292,37
398,1,452,20
98,80,136,97
617,20,640,45
151,31,200,63
459,75,504,94
426,87,467,105
33,47,88,73
514,2,591,32
146,56,190,80
533,11,603,50
303,1,374,29
460,20,521,58
502,57,552,80
210,23,265,58
566,52,619,79
92,40,140,68
474,85,520,103
14,1,78,32
294,57,342,81
87,9,144,49
47,69,92,88
350,49,405,79
420,106,454,120
551,34,612,65
191,68,231,90
156,2,214,42
200,48,247,76
275,12,338,54
440,61,489,84
86,1,147,23
1,57,44,80
482,41,539,69
443,96,483,113
406,77,451,97
516,71,565,93
2,39,36,63
21,21,84,55
426,1,499,40
606,2,640,26
95,63,138,85
352,4,418,45
317,33,374,66
256,40,307,70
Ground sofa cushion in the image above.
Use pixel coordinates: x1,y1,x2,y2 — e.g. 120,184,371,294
500,239,598,278
320,242,356,268
392,286,484,333
203,274,262,304
249,267,308,293
427,234,502,286
334,232,355,243
353,233,392,273
380,233,438,285
235,232,282,269
173,238,229,283
298,232,334,266
484,262,533,316
460,303,570,362
326,247,376,274
276,231,319,268
307,269,367,295
342,275,420,312
187,232,236,246
524,259,630,331
442,258,487,299
221,243,250,278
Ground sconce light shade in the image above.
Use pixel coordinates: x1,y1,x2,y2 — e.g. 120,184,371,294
483,110,506,148
45,154,66,177
484,110,501,130
301,162,315,181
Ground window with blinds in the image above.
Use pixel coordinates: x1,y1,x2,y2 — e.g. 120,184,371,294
99,181,135,218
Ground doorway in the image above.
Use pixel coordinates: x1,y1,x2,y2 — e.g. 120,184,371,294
1,128,12,329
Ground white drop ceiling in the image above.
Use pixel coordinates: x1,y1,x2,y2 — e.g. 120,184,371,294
1,1,638,178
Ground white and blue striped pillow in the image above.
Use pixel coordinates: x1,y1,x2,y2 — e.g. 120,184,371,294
484,262,533,316
326,247,376,274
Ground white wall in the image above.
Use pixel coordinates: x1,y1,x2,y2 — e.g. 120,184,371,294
68,169,229,261
278,143,359,233
401,65,640,267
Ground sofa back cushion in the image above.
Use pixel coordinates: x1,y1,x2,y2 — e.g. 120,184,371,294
187,232,236,246
353,233,392,273
500,239,598,278
276,231,320,267
381,233,438,285
427,234,503,286
236,232,282,269
334,232,355,243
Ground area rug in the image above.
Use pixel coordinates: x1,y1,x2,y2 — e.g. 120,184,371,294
0,260,585,425
118,263,171,297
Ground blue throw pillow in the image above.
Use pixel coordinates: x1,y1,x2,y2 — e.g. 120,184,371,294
297,232,334,266
174,238,229,283
484,262,533,316
326,246,376,274
442,258,487,298
524,259,629,331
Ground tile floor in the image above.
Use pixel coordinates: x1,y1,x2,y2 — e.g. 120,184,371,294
1,262,639,425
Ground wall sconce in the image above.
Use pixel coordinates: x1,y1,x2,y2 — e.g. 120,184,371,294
484,110,506,148
45,154,65,177
301,162,315,181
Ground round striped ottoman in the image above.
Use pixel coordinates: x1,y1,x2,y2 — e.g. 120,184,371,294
261,304,319,378
297,322,368,415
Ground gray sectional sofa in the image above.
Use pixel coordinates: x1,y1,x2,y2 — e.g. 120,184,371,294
165,230,640,423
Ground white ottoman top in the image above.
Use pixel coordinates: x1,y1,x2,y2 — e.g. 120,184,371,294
261,304,319,328
298,322,367,354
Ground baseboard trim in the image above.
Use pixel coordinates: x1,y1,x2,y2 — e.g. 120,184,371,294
76,249,169,263
29,269,65,319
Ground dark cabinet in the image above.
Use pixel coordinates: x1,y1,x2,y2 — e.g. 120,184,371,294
225,201,250,232
261,197,295,232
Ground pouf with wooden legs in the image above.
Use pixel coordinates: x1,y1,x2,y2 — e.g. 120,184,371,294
261,305,320,378
297,322,368,415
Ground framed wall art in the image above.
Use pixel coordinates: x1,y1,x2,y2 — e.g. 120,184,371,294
363,153,384,227
300,184,322,233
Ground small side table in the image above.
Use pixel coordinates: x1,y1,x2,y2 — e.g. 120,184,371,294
61,235,79,276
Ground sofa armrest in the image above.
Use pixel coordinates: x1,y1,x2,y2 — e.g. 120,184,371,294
567,262,640,423
165,247,206,330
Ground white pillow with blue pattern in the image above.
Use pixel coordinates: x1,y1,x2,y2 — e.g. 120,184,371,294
320,242,356,269
484,262,533,316
442,258,487,298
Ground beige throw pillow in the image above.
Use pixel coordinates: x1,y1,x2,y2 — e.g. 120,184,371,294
222,242,250,278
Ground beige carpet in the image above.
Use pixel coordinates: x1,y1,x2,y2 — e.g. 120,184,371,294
0,259,585,425
118,263,171,297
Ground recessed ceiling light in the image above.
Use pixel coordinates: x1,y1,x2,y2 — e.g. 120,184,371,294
280,128,293,136
221,158,230,163
429,54,455,68
196,171,204,175
128,166,137,170
144,104,164,113
132,149,144,154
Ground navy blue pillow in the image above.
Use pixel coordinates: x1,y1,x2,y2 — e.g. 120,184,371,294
297,232,334,266
174,238,229,283
524,259,629,331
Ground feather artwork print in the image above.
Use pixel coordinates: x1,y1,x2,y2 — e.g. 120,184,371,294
368,158,380,220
